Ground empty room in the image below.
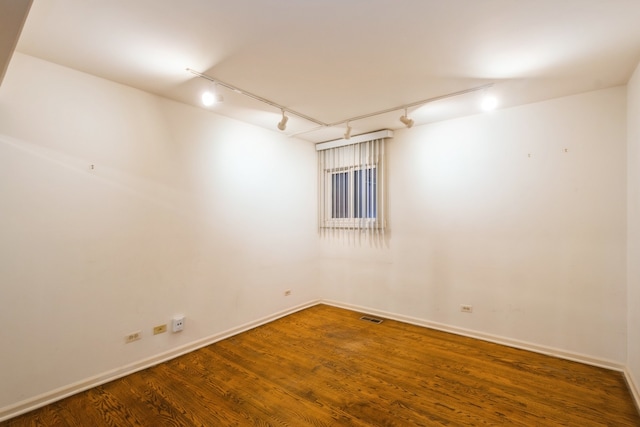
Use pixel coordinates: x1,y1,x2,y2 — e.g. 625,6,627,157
1,0,640,425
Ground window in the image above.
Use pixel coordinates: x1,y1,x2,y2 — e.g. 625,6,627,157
329,166,377,220
317,134,388,234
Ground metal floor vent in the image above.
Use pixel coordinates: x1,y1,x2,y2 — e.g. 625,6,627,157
359,315,384,324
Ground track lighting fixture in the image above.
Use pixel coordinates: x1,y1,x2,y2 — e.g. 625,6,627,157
277,109,289,131
399,108,414,128
480,94,498,111
201,84,223,106
201,91,223,106
188,68,495,137
344,122,352,139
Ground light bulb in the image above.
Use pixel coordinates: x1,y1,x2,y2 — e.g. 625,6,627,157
202,91,215,106
481,95,498,111
201,90,223,106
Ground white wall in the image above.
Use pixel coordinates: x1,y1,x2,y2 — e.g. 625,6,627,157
322,87,628,364
0,53,319,413
628,62,640,400
0,51,634,417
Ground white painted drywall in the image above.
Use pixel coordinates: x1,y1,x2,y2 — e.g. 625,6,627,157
0,51,634,416
627,62,640,398
321,87,628,363
0,53,320,411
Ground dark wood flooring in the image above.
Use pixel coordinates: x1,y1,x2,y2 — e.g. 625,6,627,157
2,304,639,426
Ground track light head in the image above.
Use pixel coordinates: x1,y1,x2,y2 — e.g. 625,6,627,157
344,122,352,139
399,115,414,128
399,109,414,128
202,91,224,106
202,83,224,106
480,95,498,111
277,109,289,131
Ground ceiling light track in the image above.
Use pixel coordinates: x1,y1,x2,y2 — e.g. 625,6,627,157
187,68,325,127
324,83,494,128
187,68,493,135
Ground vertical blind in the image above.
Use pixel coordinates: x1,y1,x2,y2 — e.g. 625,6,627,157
317,137,387,241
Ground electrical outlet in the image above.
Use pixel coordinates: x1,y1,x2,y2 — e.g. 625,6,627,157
460,305,473,313
284,289,291,296
125,331,142,343
153,324,167,335
172,316,185,332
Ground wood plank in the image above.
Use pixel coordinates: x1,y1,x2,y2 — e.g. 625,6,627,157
2,304,639,426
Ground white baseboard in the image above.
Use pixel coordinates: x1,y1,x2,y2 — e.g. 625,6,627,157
2,299,636,422
624,367,640,415
322,300,626,372
0,300,321,423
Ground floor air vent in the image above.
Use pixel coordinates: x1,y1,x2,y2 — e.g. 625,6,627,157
360,315,383,324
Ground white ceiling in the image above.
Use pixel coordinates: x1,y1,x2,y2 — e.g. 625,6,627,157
12,0,640,142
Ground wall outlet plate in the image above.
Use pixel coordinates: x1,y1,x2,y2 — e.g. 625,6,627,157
125,331,142,343
153,324,167,335
172,316,185,332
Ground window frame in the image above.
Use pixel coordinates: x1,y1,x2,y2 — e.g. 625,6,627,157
317,131,389,235
322,163,380,229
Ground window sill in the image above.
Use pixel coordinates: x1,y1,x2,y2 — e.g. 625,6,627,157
321,219,382,229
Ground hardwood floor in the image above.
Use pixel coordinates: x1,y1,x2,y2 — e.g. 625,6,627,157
3,304,639,426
